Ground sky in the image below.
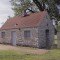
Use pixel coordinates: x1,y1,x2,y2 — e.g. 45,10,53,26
0,0,33,27
0,0,14,27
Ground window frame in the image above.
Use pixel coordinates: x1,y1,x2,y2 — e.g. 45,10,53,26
1,32,5,38
24,30,31,39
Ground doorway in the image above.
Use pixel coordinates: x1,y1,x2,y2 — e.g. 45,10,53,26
45,29,50,49
11,31,17,46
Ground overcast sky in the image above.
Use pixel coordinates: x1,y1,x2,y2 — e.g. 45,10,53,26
0,0,14,27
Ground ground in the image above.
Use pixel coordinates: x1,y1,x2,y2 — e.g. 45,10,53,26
0,44,48,55
0,44,60,60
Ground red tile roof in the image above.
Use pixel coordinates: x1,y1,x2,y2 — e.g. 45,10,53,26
1,11,47,30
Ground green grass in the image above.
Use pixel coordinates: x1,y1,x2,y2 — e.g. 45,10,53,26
0,49,60,60
57,26,60,31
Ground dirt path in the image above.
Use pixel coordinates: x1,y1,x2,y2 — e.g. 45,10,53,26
0,44,49,55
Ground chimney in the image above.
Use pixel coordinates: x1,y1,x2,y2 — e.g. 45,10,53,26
23,10,29,17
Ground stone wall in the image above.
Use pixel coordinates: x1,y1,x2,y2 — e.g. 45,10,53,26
38,14,54,48
0,13,54,48
17,28,39,47
0,28,39,47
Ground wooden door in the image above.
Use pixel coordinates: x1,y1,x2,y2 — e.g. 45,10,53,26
11,31,17,46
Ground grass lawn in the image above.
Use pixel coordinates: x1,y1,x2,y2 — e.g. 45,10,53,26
0,49,60,60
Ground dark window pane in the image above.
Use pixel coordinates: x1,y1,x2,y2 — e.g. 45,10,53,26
1,32,5,38
24,30,30,38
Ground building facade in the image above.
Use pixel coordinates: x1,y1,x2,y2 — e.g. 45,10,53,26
0,11,54,49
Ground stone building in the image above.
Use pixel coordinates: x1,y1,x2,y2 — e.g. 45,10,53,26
0,11,54,49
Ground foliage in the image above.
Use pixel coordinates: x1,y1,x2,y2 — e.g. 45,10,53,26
47,0,60,20
55,0,60,4
33,0,60,19
10,0,60,20
10,0,31,16
47,0,58,17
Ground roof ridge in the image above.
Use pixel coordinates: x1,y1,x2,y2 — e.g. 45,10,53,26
0,11,47,30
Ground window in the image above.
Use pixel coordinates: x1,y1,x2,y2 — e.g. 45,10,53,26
1,32,5,38
24,30,31,38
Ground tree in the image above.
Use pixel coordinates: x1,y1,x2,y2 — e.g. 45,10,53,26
11,0,60,21
33,0,59,20
10,0,31,16
55,0,60,4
